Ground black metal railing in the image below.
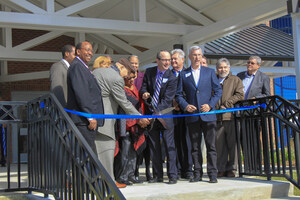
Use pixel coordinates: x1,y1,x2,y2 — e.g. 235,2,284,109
0,100,27,192
235,95,300,189
0,94,125,199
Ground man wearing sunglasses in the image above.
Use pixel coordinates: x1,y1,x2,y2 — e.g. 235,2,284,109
237,56,270,99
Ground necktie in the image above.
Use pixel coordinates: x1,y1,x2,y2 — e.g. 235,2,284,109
153,72,163,108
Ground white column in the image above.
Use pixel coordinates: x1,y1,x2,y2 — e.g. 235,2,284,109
75,33,86,44
183,42,192,67
139,0,146,22
292,12,300,98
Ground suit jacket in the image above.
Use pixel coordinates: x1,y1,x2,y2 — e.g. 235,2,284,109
134,71,145,91
216,73,244,121
140,66,177,127
66,57,104,127
93,66,140,140
175,66,222,123
237,70,270,99
50,60,68,107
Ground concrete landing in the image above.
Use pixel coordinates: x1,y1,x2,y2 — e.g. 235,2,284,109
120,176,294,200
0,164,297,200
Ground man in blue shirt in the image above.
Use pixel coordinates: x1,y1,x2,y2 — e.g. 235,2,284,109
237,56,270,99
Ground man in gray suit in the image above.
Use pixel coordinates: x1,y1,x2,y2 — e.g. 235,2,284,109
50,44,75,107
93,58,150,185
237,56,270,170
237,56,270,99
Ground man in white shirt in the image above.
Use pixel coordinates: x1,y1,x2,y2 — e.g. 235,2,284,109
50,44,75,107
175,46,222,183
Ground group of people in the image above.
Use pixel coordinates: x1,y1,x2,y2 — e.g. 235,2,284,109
49,41,271,188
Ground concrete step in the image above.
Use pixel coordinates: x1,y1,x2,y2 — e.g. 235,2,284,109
0,192,51,200
120,176,294,200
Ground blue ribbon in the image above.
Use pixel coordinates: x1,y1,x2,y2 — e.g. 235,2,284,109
64,104,266,119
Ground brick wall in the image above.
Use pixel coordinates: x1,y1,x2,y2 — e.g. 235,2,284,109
1,29,75,101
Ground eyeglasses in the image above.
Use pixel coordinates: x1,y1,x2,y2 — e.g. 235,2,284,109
247,61,256,65
125,76,136,80
160,59,171,62
80,48,93,53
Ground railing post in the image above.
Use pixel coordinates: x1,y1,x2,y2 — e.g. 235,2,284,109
235,104,243,178
295,131,300,184
260,99,271,180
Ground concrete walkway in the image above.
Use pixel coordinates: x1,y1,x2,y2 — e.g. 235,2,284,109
0,164,298,200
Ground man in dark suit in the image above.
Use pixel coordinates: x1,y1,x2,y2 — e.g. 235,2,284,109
175,46,222,183
237,56,270,99
170,49,193,180
50,44,75,107
140,50,178,184
66,41,104,153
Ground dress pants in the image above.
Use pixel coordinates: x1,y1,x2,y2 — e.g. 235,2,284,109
76,125,97,153
187,118,217,178
135,142,151,180
148,122,177,179
114,133,137,182
95,132,115,180
216,120,238,172
173,116,193,177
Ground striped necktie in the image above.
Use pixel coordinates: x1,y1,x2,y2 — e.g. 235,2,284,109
153,72,163,108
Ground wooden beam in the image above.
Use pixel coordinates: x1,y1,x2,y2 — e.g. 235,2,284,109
46,0,55,13
160,0,214,25
0,49,60,62
55,0,105,16
182,0,287,44
0,71,49,82
96,34,141,55
14,31,64,50
139,0,146,22
0,11,199,36
9,0,46,14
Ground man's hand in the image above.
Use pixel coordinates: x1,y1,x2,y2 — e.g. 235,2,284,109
185,104,197,113
88,119,97,130
137,118,151,128
142,92,150,100
200,104,211,113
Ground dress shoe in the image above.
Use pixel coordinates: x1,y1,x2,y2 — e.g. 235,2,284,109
226,170,236,177
168,177,177,184
189,176,202,182
115,182,127,188
146,176,152,181
121,180,133,186
217,171,225,177
182,174,194,180
209,176,218,183
148,177,163,183
129,177,142,184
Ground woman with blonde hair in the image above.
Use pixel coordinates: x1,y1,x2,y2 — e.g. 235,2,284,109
92,56,110,70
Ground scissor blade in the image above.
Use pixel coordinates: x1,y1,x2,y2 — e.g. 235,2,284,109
159,107,175,115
